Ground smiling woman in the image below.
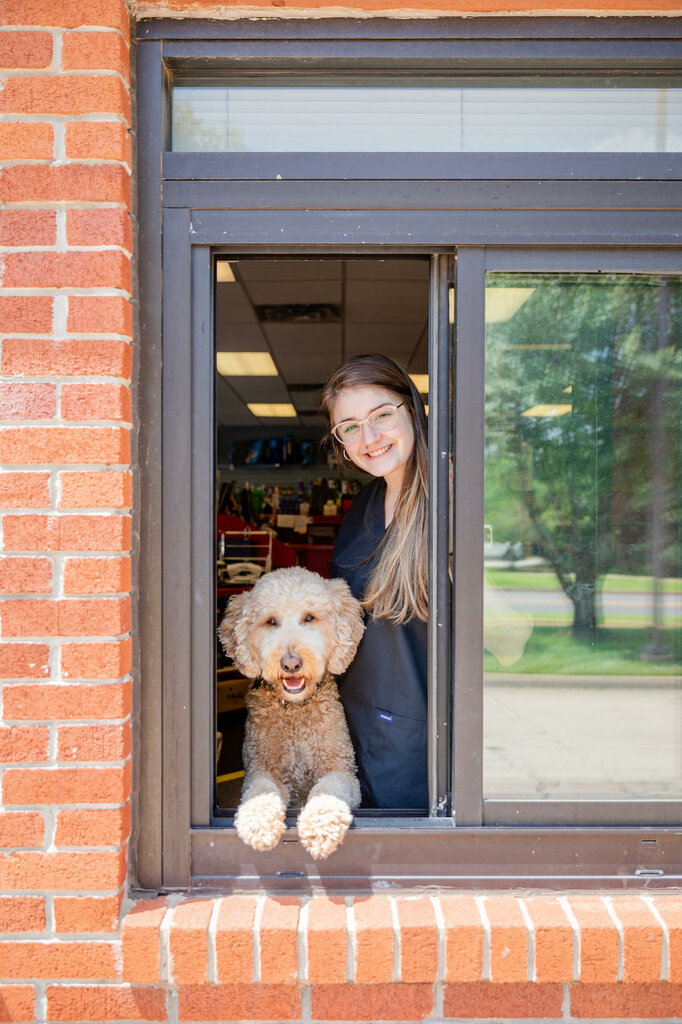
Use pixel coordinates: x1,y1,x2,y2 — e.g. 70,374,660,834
320,354,430,810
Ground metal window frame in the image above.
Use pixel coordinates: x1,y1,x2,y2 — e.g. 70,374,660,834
134,17,682,893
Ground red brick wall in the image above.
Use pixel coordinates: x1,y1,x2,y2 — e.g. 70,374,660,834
1,2,682,1022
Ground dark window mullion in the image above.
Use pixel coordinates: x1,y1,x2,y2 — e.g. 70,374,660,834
428,254,453,816
452,246,486,827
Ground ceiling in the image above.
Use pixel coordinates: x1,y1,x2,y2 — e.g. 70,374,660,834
215,258,430,431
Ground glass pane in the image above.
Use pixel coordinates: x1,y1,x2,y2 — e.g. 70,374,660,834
483,273,682,799
172,83,682,153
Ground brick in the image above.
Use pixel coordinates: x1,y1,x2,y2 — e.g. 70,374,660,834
0,426,130,466
66,210,132,251
57,722,131,762
0,165,131,206
63,556,131,594
62,31,129,77
2,252,131,292
396,896,438,983
1,597,130,637
651,896,682,983
0,297,53,335
5,764,130,806
121,898,168,984
4,681,131,719
3,515,131,553
0,76,129,119
0,940,117,980
0,209,55,247
0,120,53,160
170,899,213,984
55,806,130,848
3,339,132,378
67,296,132,337
58,471,132,511
0,849,125,891
444,982,564,1018
0,557,52,594
0,985,34,1023
609,897,663,983
65,121,132,164
525,896,573,983
567,897,620,983
353,894,394,984
0,896,45,933
61,638,132,679
215,896,257,984
307,895,346,984
54,894,123,934
0,724,49,763
485,895,528,982
0,811,44,849
0,32,53,68
570,982,682,1018
312,983,433,1021
0,473,50,509
46,985,166,1023
441,894,484,982
0,0,130,32
0,643,50,679
61,383,132,422
178,984,302,1022
0,383,56,420
259,897,299,984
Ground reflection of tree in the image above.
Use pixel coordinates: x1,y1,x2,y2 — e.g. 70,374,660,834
173,97,247,152
486,275,681,639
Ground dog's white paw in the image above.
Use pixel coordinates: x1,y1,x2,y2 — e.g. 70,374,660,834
235,792,287,852
297,794,352,860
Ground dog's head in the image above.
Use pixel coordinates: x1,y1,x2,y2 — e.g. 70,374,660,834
218,566,365,704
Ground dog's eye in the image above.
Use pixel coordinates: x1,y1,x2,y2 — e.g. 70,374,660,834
265,617,277,627
303,613,315,623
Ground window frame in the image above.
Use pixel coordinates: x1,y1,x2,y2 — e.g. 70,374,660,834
134,15,682,893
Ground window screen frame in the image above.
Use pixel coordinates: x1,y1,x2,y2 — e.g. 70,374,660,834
134,16,682,893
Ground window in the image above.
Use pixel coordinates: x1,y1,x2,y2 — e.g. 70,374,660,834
135,16,682,891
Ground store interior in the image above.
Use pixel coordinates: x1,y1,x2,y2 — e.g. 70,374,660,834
214,256,430,809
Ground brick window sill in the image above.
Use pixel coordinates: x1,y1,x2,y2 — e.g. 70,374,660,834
112,892,682,1021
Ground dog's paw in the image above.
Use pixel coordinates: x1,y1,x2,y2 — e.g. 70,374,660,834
297,794,352,860
234,792,287,852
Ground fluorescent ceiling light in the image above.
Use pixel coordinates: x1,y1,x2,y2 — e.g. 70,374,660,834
521,404,572,418
485,288,535,323
410,374,429,393
216,352,278,376
248,403,297,418
216,262,235,283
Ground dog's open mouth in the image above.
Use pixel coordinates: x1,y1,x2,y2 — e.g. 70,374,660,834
281,676,306,694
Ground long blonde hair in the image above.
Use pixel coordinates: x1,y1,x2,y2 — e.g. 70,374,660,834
320,354,428,624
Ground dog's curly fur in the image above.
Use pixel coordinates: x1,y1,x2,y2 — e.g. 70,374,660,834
218,566,365,860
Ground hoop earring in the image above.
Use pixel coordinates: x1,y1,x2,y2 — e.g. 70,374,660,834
342,450,351,462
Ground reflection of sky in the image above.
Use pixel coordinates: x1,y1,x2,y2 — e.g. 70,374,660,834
172,86,682,153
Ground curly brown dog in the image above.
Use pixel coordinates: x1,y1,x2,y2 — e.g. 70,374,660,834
218,566,365,860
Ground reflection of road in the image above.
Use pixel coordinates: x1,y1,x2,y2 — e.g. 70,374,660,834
503,587,682,621
484,681,682,798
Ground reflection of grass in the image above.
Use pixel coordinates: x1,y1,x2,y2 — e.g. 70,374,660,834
486,569,682,593
484,626,682,676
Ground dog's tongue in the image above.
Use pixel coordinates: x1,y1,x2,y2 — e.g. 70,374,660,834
282,676,305,693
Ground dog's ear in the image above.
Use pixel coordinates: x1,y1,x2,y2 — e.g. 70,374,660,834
218,590,260,678
325,577,366,675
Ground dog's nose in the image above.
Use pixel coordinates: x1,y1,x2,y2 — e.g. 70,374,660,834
280,652,303,674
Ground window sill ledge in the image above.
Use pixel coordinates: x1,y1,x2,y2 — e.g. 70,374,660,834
116,891,682,1019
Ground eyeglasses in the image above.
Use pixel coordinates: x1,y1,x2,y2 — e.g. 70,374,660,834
331,403,404,445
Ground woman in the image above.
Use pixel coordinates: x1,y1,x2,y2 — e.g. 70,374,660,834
320,354,429,810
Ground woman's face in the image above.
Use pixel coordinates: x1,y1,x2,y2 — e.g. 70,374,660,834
330,385,415,490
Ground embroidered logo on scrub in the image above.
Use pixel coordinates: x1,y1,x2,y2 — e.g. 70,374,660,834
377,710,394,723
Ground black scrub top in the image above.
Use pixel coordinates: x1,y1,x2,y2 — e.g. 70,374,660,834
330,478,428,810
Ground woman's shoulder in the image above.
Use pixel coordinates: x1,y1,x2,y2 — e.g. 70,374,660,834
342,477,384,523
